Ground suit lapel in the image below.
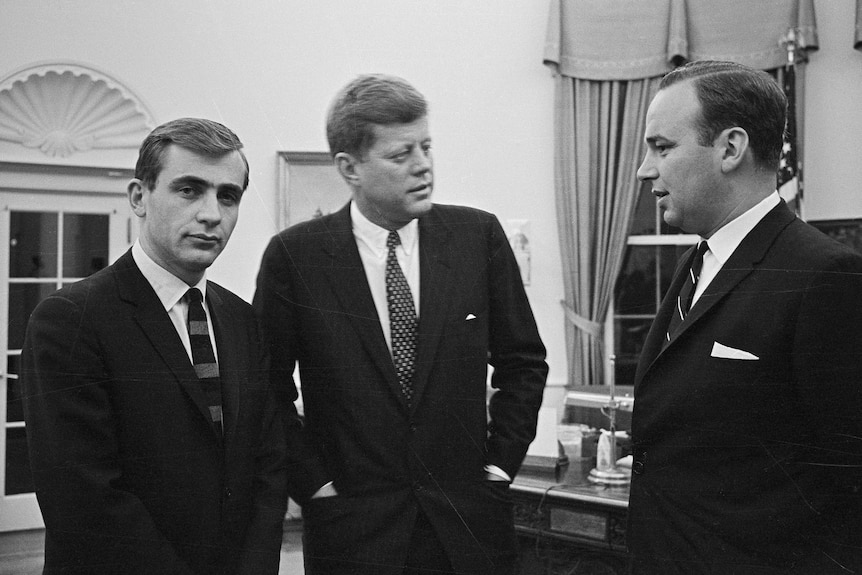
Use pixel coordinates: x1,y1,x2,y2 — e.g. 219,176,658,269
410,210,454,411
324,205,406,404
637,201,797,383
113,251,224,440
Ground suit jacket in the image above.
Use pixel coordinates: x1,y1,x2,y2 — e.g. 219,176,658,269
254,202,548,575
22,250,289,575
628,201,862,574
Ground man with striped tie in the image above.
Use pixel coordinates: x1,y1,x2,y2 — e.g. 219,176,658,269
22,118,289,574
628,60,862,573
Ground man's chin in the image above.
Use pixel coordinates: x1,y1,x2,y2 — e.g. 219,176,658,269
184,251,222,272
410,198,434,216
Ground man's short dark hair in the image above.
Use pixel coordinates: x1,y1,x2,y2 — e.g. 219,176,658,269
134,117,249,190
660,60,787,171
326,74,428,159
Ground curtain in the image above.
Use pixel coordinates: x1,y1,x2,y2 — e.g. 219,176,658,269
554,75,660,387
544,0,818,386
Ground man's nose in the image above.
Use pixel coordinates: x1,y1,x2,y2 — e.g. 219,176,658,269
636,153,656,182
412,149,432,174
197,190,222,223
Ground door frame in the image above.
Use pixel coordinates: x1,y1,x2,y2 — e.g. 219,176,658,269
0,162,134,532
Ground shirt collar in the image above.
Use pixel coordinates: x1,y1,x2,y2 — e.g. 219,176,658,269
132,240,208,311
703,192,781,265
350,201,418,258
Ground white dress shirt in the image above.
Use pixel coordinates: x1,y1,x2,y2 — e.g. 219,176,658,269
350,201,420,352
132,241,218,363
693,192,781,306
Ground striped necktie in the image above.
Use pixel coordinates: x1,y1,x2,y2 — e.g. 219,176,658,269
386,230,417,405
186,288,223,433
666,241,709,342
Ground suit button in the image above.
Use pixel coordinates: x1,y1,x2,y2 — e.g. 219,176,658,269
224,487,233,498
409,424,417,433
412,482,424,492
632,450,646,475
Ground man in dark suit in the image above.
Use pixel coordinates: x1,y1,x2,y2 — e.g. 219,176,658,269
628,60,862,573
22,118,289,574
254,74,548,575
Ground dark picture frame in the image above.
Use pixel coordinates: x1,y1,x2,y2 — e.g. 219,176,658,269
808,218,862,255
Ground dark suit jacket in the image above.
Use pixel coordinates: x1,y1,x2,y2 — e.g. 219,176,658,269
628,201,862,574
22,250,289,575
254,202,548,575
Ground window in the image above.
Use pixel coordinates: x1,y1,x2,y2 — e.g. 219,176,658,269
609,183,697,386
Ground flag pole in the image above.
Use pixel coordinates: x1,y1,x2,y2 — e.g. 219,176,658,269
779,28,803,218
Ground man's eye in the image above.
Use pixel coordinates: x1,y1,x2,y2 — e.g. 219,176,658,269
178,186,198,195
219,191,239,205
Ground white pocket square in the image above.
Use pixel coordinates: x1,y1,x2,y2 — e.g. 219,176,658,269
465,314,477,321
711,341,759,360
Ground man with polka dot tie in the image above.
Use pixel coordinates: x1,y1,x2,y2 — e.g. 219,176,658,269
255,74,548,575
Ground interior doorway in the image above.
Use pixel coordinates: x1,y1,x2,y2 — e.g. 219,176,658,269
0,166,133,532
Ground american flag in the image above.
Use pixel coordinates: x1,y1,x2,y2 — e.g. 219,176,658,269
777,53,802,215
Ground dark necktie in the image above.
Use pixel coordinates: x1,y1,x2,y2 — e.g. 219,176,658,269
666,241,709,341
186,288,223,433
386,230,417,405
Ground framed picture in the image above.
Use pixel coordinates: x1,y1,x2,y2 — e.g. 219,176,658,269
809,218,862,255
276,151,349,229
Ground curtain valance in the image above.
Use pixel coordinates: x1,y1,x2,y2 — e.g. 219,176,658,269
544,0,818,80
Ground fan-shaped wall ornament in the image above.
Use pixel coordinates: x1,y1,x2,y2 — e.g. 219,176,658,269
0,63,155,158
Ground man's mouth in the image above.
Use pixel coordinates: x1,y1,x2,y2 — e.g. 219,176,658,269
188,234,220,243
653,190,669,199
408,183,431,193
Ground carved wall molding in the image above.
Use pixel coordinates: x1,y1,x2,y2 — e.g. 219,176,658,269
0,62,155,158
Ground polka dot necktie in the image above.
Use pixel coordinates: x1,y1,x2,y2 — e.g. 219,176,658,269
186,288,223,434
666,241,709,342
386,230,417,405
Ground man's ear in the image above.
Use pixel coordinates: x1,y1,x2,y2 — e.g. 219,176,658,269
720,127,749,173
335,152,361,187
127,179,147,217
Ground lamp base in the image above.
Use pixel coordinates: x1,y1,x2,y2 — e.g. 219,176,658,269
587,466,631,486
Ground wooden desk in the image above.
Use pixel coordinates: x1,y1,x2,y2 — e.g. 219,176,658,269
512,458,630,575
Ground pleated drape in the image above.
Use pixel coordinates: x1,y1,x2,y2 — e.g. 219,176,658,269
555,76,660,387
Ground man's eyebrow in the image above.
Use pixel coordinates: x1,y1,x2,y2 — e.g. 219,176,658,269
170,175,243,194
219,182,244,195
170,175,210,188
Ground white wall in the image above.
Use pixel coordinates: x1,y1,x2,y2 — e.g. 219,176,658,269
2,0,861,400
805,0,862,221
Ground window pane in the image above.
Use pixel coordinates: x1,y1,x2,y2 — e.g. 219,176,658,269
5,427,34,495
629,182,658,235
614,317,653,386
7,354,20,377
615,245,658,315
63,213,110,277
6,374,24,423
8,283,58,350
10,211,58,278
